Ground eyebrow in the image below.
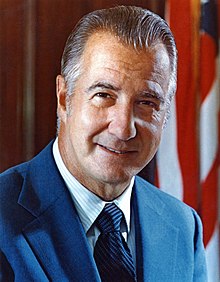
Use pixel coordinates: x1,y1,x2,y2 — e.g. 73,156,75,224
87,81,121,92
140,91,166,104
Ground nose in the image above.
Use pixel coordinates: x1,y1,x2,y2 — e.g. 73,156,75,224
108,103,137,141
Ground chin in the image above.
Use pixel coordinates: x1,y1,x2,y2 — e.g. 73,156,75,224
96,169,134,185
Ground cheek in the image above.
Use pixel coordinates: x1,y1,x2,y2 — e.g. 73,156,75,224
139,114,164,136
69,106,106,142
139,121,163,152
81,105,109,132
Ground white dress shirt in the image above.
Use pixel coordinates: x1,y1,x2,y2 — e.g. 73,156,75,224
52,138,136,264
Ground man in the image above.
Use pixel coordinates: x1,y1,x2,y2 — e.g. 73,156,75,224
0,6,207,281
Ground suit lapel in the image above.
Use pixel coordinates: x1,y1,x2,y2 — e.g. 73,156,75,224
18,142,100,282
133,177,179,282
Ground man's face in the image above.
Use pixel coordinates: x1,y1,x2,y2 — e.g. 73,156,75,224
57,32,171,198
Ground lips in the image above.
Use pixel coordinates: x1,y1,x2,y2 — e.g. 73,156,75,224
98,144,134,155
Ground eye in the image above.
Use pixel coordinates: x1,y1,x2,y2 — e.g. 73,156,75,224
138,100,159,110
91,92,115,107
95,92,112,99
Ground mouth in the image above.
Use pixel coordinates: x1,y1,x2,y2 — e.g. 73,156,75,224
98,144,135,155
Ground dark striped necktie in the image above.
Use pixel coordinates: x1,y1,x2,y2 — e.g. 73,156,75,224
94,203,137,282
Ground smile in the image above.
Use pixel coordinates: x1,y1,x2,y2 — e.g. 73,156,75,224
98,144,130,155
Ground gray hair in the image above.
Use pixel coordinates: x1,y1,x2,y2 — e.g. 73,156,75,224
59,6,177,127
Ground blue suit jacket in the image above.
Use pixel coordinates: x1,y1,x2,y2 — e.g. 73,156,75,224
0,141,207,281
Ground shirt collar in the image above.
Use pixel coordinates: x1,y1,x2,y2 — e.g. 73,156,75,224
53,138,134,234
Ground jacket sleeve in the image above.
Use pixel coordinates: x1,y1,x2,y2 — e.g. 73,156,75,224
192,209,208,281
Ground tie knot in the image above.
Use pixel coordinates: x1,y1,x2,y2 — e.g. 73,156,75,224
96,203,123,233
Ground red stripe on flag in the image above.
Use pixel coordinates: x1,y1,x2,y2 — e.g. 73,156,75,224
200,33,217,102
201,157,219,247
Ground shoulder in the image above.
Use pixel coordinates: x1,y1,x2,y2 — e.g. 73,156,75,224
135,175,189,211
0,162,28,195
0,140,54,215
0,140,55,192
0,141,55,243
134,176,201,231
0,162,31,245
0,161,31,220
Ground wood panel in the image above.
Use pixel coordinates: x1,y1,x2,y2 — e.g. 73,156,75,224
0,0,26,171
0,0,165,172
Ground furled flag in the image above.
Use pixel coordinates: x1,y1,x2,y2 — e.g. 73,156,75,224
200,0,219,280
156,0,220,281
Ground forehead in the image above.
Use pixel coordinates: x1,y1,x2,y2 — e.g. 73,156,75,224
78,31,171,90
81,31,170,64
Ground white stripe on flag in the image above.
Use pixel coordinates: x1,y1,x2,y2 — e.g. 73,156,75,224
205,223,220,282
200,77,219,181
157,97,183,201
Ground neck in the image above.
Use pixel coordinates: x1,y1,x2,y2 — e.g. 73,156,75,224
83,181,131,201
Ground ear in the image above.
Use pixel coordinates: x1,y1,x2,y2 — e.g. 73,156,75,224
56,75,68,123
